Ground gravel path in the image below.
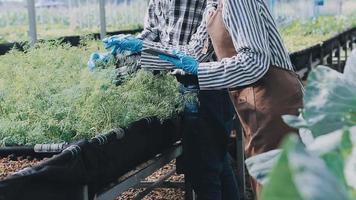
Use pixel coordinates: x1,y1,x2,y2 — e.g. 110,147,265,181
117,160,184,200
0,157,185,199
0,157,251,200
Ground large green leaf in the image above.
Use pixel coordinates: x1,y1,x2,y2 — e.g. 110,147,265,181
245,149,281,185
306,127,354,156
308,127,355,189
344,50,356,85
261,135,350,200
343,126,356,191
345,148,356,191
288,66,356,137
261,140,302,200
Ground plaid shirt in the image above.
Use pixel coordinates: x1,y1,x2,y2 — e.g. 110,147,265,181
137,0,207,46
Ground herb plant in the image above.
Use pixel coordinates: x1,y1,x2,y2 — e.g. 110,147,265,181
281,15,356,51
0,41,183,146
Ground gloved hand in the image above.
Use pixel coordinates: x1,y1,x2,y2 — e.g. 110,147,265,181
102,34,143,55
159,51,199,75
87,52,112,71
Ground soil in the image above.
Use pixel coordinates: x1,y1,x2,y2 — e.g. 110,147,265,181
0,156,43,181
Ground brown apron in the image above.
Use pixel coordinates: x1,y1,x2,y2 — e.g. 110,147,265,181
206,1,303,198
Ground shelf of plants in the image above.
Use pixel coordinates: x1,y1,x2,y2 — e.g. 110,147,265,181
0,39,188,199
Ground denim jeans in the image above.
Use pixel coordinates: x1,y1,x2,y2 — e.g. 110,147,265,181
180,85,240,200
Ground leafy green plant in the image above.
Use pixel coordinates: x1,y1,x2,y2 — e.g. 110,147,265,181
280,15,356,51
246,64,356,200
284,66,356,137
261,133,353,200
0,41,183,146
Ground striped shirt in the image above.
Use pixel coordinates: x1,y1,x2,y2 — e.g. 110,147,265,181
141,0,294,90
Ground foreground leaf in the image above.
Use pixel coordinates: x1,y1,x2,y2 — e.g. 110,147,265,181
245,149,281,185
344,50,356,85
262,135,350,200
301,66,356,136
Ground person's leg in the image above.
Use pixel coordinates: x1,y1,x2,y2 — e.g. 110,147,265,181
183,122,223,200
193,90,239,200
221,153,240,200
180,84,223,199
182,85,240,200
182,101,223,200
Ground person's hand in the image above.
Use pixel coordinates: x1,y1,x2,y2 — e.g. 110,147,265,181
159,51,199,75
102,34,143,55
87,52,112,71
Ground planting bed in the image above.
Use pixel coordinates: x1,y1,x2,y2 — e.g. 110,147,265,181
0,38,189,200
0,156,185,199
0,116,183,200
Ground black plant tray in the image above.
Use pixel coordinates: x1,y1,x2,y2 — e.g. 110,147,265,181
0,116,182,200
0,143,67,159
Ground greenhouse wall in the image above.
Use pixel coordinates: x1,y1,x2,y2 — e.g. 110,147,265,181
0,0,147,43
0,0,356,43
266,0,355,25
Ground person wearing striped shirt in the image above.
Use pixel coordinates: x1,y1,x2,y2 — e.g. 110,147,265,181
137,0,303,197
161,0,303,196
98,0,241,199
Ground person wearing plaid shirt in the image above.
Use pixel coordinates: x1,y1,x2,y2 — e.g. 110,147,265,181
90,0,240,199
138,1,240,199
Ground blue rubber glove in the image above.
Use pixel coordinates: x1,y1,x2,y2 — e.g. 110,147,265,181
87,52,112,71
102,34,143,55
159,51,199,75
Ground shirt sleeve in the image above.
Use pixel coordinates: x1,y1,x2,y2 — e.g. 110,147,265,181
140,2,217,69
136,0,160,41
197,0,271,90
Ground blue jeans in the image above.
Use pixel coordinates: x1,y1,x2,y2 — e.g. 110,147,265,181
181,85,240,200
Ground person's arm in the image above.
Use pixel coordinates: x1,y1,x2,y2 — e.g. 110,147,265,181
197,0,271,90
140,1,217,68
136,0,160,41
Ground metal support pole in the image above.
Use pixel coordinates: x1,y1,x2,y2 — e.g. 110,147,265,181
99,0,107,39
27,0,37,45
313,0,324,18
184,178,196,200
337,42,342,72
268,0,276,18
82,185,89,200
338,0,343,15
320,49,324,65
345,42,348,61
236,129,246,199
351,36,354,50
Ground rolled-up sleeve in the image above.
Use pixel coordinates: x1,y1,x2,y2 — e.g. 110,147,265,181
197,0,271,90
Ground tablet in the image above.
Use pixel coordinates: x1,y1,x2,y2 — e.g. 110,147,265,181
142,48,179,59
